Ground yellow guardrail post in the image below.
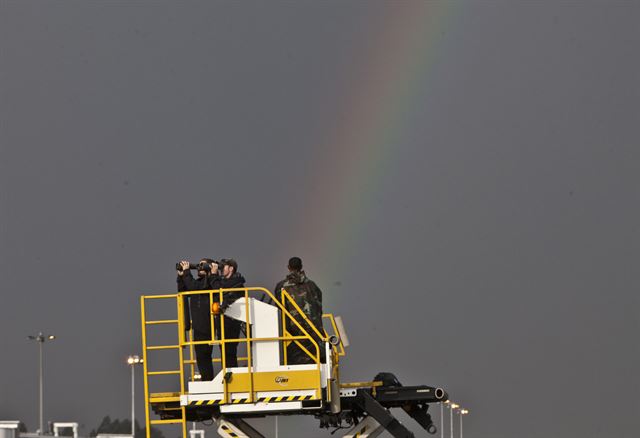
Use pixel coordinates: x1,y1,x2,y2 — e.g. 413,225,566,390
243,288,254,403
140,296,151,438
176,293,187,438
218,290,228,404
280,292,288,365
188,330,195,381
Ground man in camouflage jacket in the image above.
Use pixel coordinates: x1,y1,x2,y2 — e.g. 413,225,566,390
274,257,325,364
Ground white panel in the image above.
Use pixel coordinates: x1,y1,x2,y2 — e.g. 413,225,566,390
224,298,281,370
334,316,350,347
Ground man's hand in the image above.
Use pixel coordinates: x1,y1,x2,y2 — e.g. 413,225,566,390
178,260,190,276
210,262,219,274
219,301,230,314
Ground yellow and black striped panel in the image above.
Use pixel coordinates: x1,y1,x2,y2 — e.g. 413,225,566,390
219,425,239,438
188,394,313,406
256,394,313,403
188,399,223,406
354,425,367,437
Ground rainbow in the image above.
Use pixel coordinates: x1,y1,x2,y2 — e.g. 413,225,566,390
283,2,460,298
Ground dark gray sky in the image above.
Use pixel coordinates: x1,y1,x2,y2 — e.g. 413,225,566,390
1,1,638,438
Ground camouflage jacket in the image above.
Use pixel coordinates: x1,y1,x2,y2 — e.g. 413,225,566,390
274,271,324,338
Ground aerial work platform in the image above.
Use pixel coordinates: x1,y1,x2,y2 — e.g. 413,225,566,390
140,286,447,437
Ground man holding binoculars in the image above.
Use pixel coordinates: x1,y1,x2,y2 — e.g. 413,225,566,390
177,258,245,381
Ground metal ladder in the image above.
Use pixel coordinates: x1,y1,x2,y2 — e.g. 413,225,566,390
140,293,189,438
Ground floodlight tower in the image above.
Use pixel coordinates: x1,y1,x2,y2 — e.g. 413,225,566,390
28,332,56,435
127,355,143,436
459,409,469,438
449,403,459,438
441,400,450,438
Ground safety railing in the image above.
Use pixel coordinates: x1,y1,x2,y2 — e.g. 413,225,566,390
177,287,324,377
140,286,341,438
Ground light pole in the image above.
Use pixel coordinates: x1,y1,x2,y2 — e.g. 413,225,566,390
449,403,459,438
127,355,143,437
28,332,56,435
441,400,450,438
459,409,469,438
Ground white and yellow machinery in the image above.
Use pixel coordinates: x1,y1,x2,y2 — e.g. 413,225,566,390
140,287,447,438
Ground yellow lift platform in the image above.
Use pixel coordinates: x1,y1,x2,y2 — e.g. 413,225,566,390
140,286,447,438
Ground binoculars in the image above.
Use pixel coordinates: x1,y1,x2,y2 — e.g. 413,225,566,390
175,261,220,273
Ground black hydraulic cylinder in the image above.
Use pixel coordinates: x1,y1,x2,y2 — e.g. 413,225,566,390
376,386,447,405
402,403,437,435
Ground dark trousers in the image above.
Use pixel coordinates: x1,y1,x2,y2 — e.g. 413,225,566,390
215,317,241,369
193,329,214,381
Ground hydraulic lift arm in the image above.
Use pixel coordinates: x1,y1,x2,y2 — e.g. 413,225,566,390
332,378,446,438
356,391,415,438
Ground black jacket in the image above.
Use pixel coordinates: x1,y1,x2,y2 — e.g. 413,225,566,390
179,271,217,333
217,272,246,308
214,272,246,336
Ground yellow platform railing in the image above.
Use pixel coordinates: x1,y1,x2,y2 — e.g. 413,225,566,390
140,286,345,438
